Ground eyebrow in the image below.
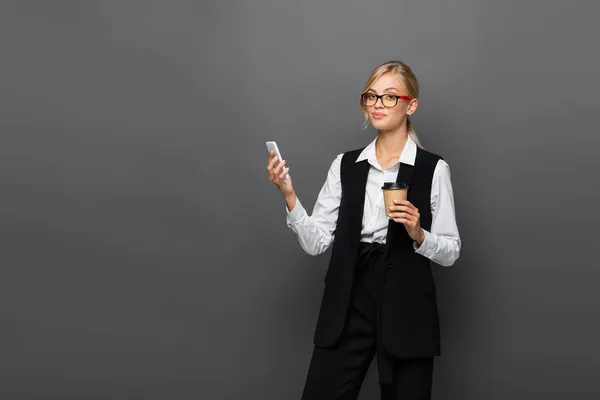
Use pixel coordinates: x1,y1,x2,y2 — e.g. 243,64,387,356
366,87,401,93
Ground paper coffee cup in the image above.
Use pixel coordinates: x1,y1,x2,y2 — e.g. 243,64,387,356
382,182,409,217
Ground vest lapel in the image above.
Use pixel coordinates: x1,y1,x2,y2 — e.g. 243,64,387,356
346,159,370,244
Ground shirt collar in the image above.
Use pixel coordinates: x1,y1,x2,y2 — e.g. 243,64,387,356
355,135,417,167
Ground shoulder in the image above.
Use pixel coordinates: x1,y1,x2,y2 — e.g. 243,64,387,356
323,153,345,178
414,147,444,175
323,149,360,176
341,147,364,160
330,152,345,168
415,148,454,185
324,147,367,180
416,146,444,163
433,159,451,182
419,149,451,173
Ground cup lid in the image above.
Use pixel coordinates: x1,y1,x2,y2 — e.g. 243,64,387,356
382,182,409,190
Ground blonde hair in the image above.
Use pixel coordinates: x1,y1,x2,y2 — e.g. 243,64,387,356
359,60,423,148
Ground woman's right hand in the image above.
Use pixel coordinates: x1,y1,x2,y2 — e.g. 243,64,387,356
267,150,294,196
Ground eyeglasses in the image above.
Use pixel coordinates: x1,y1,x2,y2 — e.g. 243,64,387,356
360,93,413,107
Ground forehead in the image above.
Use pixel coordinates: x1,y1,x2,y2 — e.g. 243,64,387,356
369,73,406,93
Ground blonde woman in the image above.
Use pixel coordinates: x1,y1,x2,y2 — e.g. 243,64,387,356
267,60,461,399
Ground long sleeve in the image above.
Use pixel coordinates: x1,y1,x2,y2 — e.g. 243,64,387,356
414,159,462,266
285,154,343,256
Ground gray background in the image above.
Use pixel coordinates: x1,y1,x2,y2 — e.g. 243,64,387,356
1,0,599,399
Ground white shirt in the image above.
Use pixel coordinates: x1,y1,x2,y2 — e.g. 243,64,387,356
285,135,461,267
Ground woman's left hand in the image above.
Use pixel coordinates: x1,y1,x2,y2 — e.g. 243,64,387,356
388,200,426,245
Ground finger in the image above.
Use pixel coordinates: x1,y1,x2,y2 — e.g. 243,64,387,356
269,155,280,170
404,212,418,223
407,215,420,227
393,199,414,208
268,165,280,181
389,212,409,220
274,159,287,174
393,213,419,226
404,207,418,217
388,205,413,214
393,217,417,229
273,161,286,177
392,199,405,204
395,203,419,218
267,155,279,170
279,167,290,180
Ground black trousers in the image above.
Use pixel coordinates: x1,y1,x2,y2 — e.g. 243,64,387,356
301,242,434,400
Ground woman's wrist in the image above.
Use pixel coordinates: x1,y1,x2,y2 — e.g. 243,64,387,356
415,228,426,247
284,190,297,211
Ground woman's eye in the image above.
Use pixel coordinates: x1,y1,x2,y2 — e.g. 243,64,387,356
383,95,397,100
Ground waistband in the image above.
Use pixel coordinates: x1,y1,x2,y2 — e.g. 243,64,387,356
358,241,386,253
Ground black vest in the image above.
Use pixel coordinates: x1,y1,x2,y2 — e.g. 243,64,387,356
313,146,443,358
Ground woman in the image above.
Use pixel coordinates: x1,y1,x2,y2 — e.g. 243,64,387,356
266,60,461,400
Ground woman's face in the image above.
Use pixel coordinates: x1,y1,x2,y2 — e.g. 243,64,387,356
364,72,418,131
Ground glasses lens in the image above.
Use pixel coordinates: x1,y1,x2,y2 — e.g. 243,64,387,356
362,94,376,106
382,95,398,107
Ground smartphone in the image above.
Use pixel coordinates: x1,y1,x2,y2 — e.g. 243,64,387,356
266,141,290,180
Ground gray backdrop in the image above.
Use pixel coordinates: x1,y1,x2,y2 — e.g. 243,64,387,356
1,1,599,399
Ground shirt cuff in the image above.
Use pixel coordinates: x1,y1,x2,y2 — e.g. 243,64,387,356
286,198,307,224
414,229,436,258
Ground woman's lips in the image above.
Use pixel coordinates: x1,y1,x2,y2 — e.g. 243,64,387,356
371,113,387,119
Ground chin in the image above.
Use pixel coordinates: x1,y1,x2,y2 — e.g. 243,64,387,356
370,120,393,130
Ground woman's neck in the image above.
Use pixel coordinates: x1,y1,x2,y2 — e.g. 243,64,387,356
376,124,409,161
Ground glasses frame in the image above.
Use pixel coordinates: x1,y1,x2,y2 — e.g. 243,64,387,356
360,93,413,108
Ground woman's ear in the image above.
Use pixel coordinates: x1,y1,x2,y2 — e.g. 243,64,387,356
407,98,419,115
